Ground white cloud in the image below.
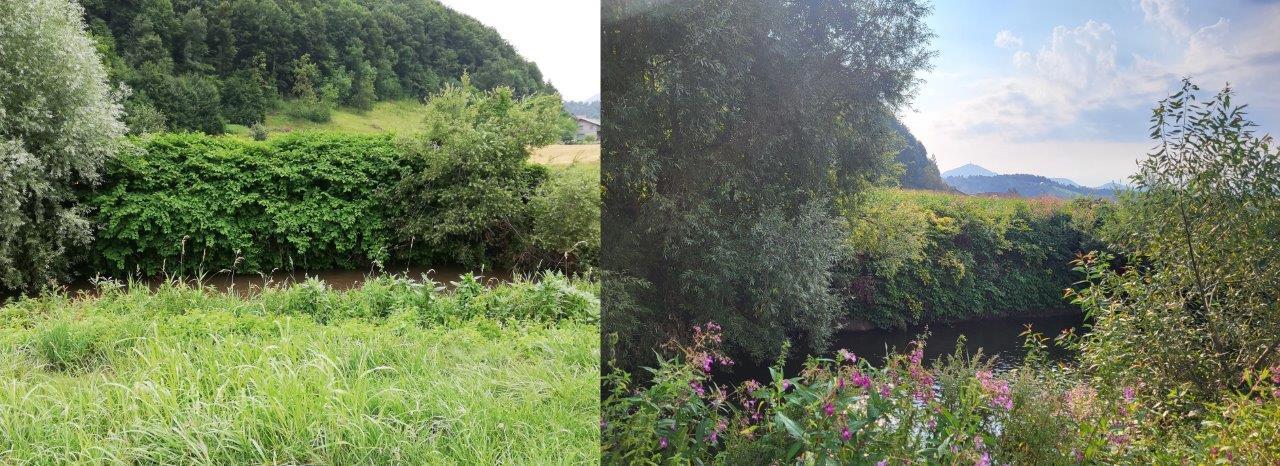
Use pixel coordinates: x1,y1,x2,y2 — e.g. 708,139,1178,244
994,30,1023,49
1139,0,1191,37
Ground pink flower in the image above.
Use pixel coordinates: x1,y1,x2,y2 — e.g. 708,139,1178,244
1122,386,1135,403
879,384,891,397
782,380,792,391
838,349,857,364
976,370,1012,410
975,452,991,466
876,460,888,466
840,425,852,441
659,437,668,449
850,370,872,389
824,402,835,417
690,380,705,397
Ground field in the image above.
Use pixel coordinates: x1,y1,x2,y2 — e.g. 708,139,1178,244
227,100,600,172
0,275,600,464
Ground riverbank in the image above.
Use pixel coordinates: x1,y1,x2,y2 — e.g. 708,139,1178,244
0,273,600,463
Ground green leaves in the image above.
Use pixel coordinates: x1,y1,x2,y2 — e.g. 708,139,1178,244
92,132,403,276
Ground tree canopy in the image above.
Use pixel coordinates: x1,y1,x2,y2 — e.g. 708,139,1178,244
0,0,126,294
80,0,556,133
602,0,935,365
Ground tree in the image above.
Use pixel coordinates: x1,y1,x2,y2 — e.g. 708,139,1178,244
392,75,563,266
602,0,935,365
1073,79,1280,414
0,0,126,294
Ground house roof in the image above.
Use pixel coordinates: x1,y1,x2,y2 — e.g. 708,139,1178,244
575,116,600,126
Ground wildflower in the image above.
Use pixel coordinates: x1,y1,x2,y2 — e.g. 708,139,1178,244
690,380,706,397
659,437,668,449
840,425,852,441
850,370,872,389
975,452,991,466
1122,386,1135,403
824,402,835,417
782,379,792,391
1271,366,1280,384
925,418,937,431
707,419,727,444
975,370,1012,410
836,376,845,390
700,354,714,373
876,460,889,466
838,349,857,364
879,384,891,397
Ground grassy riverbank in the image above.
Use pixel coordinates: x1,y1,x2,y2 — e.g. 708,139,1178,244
0,274,599,464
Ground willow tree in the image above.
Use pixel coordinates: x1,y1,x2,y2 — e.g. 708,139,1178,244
602,0,935,365
0,0,126,294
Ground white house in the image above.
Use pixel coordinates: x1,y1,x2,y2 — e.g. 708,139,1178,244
575,116,600,140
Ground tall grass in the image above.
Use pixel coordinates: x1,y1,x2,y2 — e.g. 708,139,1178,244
0,273,599,464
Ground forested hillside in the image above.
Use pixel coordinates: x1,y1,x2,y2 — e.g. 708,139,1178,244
80,0,555,134
890,119,950,191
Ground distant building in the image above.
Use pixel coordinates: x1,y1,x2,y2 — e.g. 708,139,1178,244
575,116,600,140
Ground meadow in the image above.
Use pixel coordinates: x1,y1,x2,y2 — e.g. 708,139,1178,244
0,273,600,464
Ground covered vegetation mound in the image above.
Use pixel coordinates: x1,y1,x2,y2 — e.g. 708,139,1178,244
834,189,1105,328
0,273,599,464
81,0,555,134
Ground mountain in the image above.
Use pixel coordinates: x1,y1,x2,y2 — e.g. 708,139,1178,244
1051,177,1081,187
564,99,600,119
942,163,998,178
890,119,951,191
944,173,1116,199
1096,181,1129,190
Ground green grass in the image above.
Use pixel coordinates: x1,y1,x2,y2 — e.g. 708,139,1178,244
0,274,599,464
227,100,432,137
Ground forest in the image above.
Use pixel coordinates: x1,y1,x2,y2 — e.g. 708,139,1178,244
80,0,555,134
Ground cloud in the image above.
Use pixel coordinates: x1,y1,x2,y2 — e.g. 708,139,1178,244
1139,0,1191,37
994,30,1023,49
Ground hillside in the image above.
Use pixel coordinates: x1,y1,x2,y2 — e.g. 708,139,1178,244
564,99,600,119
891,119,951,191
82,0,554,135
945,173,1116,198
941,163,998,178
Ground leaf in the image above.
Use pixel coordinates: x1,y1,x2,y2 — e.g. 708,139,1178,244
774,412,805,440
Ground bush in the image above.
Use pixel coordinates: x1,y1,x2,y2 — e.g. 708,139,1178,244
1071,81,1280,416
527,166,601,270
283,98,333,123
91,132,404,276
0,0,125,294
156,73,226,134
832,190,1102,328
392,76,563,267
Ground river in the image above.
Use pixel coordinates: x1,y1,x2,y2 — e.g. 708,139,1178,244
724,312,1085,383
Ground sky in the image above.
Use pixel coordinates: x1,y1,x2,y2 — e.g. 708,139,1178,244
438,0,600,102
901,0,1280,186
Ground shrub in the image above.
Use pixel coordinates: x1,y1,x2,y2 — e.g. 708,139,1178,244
392,76,563,267
833,190,1101,328
527,166,601,270
91,132,404,276
1071,81,1280,415
0,0,125,294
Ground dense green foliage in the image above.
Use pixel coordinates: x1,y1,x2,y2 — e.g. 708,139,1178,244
603,320,1280,464
0,273,599,463
91,132,404,276
89,130,599,279
1072,81,1280,418
834,189,1104,328
0,0,126,295
602,0,936,367
889,119,950,191
392,79,565,267
81,0,555,134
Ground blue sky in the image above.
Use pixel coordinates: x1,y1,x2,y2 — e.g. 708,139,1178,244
901,0,1280,186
